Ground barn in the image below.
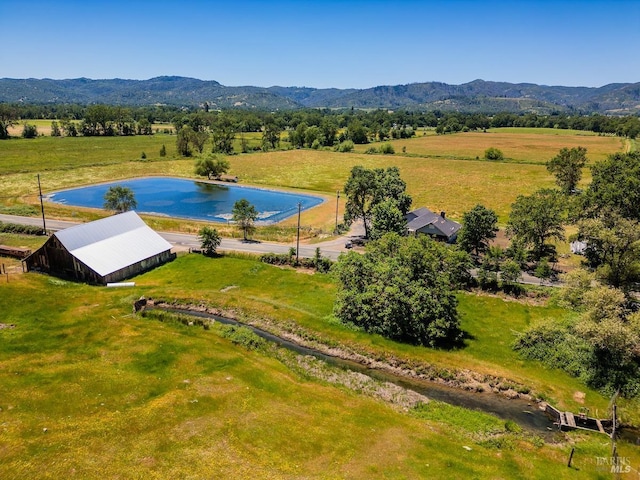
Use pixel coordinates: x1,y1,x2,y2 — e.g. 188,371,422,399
24,211,175,285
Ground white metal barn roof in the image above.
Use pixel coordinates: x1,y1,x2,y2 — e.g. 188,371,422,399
54,211,172,277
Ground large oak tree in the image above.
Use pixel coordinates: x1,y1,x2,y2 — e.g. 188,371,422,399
333,233,469,347
546,146,588,195
506,189,565,261
457,204,499,257
343,166,412,238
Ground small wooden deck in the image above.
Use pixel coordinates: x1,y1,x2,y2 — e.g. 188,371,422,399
560,411,576,428
546,404,613,436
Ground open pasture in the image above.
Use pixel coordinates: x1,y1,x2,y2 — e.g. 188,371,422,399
0,127,624,230
134,254,610,414
0,255,634,479
227,148,557,222
0,134,180,176
363,128,624,164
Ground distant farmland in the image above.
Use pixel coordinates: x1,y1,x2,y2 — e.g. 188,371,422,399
0,127,625,228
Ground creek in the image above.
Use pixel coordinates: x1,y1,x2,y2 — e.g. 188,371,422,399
161,307,562,439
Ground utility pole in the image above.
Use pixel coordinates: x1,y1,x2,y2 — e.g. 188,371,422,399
296,202,301,264
335,190,340,233
37,174,47,235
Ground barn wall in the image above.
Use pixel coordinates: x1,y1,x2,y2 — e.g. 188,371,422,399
26,238,175,285
25,236,102,283
25,236,73,275
102,250,176,284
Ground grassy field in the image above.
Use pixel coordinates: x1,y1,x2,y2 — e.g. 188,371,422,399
1,127,636,477
131,254,612,412
6,120,177,137
225,148,560,222
0,134,182,176
2,255,636,478
354,129,623,164
0,142,558,224
0,128,624,230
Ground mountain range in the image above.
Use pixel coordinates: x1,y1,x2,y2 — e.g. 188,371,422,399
1,76,639,114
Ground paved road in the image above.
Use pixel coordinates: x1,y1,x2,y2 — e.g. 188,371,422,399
1,213,559,286
163,231,348,261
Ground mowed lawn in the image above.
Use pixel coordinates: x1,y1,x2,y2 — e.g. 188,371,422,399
0,262,632,479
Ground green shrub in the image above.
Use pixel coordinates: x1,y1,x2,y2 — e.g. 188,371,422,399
335,140,354,153
141,309,209,328
0,222,46,235
379,142,395,154
484,147,504,161
504,420,522,433
219,325,267,351
260,251,333,272
260,252,291,266
511,317,640,396
22,124,38,139
479,435,515,450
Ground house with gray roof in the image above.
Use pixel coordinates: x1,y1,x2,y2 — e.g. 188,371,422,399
24,211,175,284
406,207,461,243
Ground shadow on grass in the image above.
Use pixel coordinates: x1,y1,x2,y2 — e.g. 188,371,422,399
434,329,476,351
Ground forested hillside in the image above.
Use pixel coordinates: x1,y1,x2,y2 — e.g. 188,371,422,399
1,77,639,114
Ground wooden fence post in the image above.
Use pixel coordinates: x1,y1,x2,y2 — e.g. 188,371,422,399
567,447,575,468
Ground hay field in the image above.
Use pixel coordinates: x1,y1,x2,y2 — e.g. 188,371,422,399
7,119,54,136
360,128,623,164
226,148,558,222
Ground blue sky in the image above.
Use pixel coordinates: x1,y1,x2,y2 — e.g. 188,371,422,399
1,0,638,89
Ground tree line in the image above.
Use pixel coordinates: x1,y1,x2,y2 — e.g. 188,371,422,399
2,103,639,140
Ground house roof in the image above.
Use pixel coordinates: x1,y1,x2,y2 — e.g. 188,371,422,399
406,207,461,239
54,211,172,277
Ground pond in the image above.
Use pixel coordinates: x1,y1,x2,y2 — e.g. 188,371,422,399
47,177,324,223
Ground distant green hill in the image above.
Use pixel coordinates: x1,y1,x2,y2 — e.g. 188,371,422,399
1,76,639,114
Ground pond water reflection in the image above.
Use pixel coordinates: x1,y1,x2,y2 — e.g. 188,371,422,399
48,177,324,223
